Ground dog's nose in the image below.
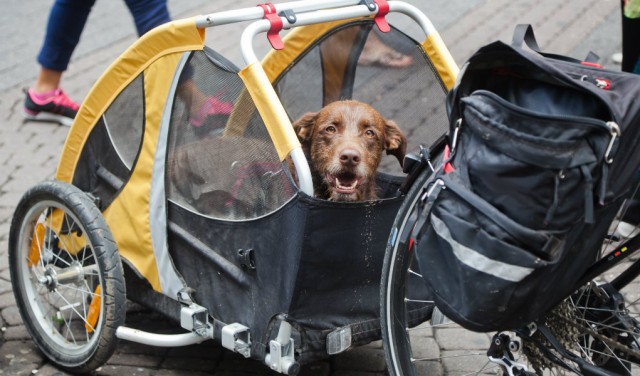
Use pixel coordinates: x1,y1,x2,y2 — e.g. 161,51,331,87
340,149,361,166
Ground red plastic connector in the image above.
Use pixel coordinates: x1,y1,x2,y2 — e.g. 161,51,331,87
373,0,390,32
258,3,284,50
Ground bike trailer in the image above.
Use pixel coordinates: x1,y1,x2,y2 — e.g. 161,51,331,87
10,1,457,373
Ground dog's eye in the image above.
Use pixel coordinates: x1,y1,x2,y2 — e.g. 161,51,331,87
325,126,337,134
365,129,376,137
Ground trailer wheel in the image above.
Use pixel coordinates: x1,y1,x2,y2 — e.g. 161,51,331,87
9,181,125,373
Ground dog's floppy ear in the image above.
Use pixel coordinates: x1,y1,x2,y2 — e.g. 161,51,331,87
292,112,317,144
384,120,407,167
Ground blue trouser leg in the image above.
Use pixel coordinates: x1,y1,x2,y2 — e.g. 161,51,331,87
37,0,96,71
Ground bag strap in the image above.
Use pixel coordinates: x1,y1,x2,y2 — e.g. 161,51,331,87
511,24,541,52
511,24,600,64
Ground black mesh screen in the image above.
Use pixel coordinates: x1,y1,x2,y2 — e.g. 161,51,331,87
103,75,145,169
72,73,144,210
166,48,296,220
275,21,450,176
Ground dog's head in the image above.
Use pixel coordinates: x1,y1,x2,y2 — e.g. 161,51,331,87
292,100,407,201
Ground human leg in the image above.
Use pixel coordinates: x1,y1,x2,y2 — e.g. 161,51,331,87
26,0,95,125
123,0,171,36
36,0,96,81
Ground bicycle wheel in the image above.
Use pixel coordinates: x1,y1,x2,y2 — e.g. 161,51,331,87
523,197,640,376
381,167,640,375
9,181,126,373
381,168,506,376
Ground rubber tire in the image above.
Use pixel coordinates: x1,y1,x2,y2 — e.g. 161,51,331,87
381,168,433,376
9,181,126,374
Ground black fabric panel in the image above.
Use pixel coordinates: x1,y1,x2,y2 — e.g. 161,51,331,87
166,193,406,361
287,196,402,335
167,196,307,360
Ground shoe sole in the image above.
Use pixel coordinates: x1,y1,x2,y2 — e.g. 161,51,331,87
24,110,74,127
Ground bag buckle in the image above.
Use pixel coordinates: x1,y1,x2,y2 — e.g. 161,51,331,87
604,121,621,164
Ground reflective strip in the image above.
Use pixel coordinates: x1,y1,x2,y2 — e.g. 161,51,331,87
103,53,183,292
421,33,459,91
430,214,534,282
149,53,190,299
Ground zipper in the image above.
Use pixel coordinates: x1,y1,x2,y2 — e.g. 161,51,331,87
470,90,613,133
567,72,611,90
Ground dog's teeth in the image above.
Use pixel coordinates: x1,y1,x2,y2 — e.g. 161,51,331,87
335,178,358,189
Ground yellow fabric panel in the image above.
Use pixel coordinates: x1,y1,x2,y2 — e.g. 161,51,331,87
239,63,301,161
56,18,205,183
421,33,459,90
102,53,182,292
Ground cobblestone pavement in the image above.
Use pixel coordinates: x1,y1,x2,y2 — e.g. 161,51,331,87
0,0,622,375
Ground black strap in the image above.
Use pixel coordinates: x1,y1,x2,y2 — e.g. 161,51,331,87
511,24,541,52
584,50,601,64
580,165,595,224
511,24,600,64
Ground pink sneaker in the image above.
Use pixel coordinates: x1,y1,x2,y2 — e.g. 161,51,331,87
24,88,80,127
189,96,233,128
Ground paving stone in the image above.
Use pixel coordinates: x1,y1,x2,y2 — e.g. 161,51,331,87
113,340,170,357
0,292,16,310
0,340,43,371
105,353,163,368
299,361,332,376
153,370,212,376
0,272,10,284
1,306,23,327
159,356,218,372
433,327,491,351
2,326,30,341
0,280,11,296
94,365,157,376
33,362,72,376
164,341,223,359
440,350,501,375
331,345,386,372
217,353,277,374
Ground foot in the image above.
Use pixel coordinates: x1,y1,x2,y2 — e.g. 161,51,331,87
358,36,413,68
24,88,79,127
189,96,233,128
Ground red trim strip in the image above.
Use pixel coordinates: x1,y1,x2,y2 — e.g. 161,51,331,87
581,61,604,69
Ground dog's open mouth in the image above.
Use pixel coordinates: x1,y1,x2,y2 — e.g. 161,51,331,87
327,172,362,194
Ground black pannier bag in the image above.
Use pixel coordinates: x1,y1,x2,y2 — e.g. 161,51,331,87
413,25,640,332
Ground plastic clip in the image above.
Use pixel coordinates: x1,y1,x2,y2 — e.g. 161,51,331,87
258,3,284,50
359,0,390,32
373,0,391,32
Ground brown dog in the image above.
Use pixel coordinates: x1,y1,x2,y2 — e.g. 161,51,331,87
292,100,406,201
